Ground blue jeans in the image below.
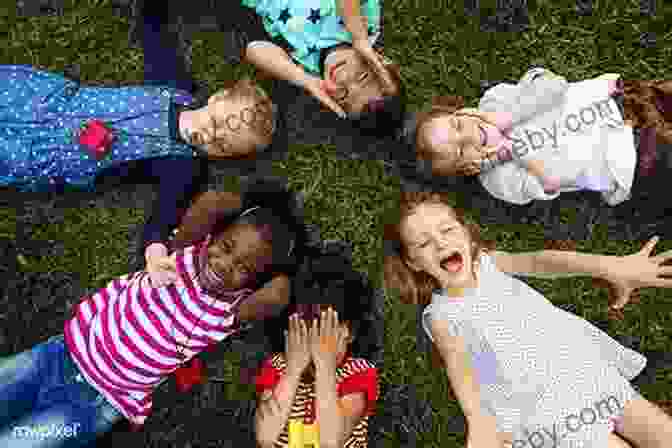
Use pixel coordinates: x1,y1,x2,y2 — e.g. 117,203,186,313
0,335,123,447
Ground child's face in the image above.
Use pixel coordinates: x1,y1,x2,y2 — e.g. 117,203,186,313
323,47,388,116
423,113,489,174
196,89,274,156
400,202,479,291
205,223,273,290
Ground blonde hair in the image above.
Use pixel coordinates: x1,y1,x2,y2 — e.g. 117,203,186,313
383,191,495,368
189,78,277,159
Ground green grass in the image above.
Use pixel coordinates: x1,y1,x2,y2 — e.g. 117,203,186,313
3,0,672,446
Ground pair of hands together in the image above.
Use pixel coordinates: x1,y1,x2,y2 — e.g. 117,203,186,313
145,241,179,288
285,308,348,375
302,38,395,119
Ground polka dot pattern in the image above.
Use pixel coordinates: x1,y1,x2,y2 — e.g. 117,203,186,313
0,65,198,191
421,253,647,447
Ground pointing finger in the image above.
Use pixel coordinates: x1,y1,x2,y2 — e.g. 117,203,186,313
642,236,659,255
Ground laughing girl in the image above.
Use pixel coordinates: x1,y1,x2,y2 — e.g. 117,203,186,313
383,191,672,448
407,68,672,206
0,179,307,447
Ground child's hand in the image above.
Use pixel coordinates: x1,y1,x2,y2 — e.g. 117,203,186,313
541,175,562,194
309,308,347,371
352,38,396,94
145,243,178,288
285,314,312,375
302,75,347,119
603,236,672,310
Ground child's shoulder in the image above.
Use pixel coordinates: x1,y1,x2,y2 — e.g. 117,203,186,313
340,356,377,373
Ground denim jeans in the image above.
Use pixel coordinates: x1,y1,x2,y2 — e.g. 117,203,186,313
0,334,123,447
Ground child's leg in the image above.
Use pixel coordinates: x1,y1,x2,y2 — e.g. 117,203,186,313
141,3,194,93
615,397,672,448
0,336,65,428
138,156,209,257
0,396,121,447
0,335,123,447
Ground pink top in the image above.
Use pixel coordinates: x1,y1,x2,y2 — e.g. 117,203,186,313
64,240,253,425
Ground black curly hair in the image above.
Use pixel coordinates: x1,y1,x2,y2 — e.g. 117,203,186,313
262,242,379,360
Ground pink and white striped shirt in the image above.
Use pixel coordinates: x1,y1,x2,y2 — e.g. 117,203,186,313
64,240,253,425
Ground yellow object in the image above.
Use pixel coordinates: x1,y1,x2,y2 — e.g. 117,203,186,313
288,420,320,448
445,287,464,297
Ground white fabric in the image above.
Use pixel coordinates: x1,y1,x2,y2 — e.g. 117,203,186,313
478,69,636,206
421,252,646,447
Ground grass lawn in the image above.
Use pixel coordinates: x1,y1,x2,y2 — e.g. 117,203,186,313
2,0,672,446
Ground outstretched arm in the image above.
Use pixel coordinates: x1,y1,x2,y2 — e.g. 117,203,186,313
244,42,309,88
490,250,611,279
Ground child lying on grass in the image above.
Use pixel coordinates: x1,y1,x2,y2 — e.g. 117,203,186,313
409,68,672,206
0,179,306,447
384,191,672,448
238,0,406,136
255,246,379,448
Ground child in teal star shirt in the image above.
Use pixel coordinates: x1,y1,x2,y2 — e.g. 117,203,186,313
240,0,406,137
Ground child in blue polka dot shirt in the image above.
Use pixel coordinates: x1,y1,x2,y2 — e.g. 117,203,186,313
1,4,280,269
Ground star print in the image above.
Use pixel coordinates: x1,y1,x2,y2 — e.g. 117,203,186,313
307,45,319,55
278,8,291,24
308,8,322,24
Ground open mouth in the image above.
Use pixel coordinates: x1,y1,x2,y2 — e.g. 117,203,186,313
440,251,464,273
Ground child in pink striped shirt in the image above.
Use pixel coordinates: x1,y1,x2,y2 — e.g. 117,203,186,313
0,179,306,447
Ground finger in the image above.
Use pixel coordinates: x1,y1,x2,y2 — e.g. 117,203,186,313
650,277,672,288
321,95,347,119
653,248,672,264
660,266,672,277
610,292,630,310
641,236,659,256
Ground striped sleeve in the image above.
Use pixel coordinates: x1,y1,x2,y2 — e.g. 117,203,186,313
338,359,379,417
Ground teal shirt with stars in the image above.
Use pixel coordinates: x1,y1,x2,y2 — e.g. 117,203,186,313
240,0,381,75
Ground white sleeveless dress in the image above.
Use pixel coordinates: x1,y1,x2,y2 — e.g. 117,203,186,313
422,252,646,447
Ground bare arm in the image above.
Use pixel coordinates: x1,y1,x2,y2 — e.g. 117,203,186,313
238,274,290,323
429,318,492,425
173,191,242,248
490,250,613,279
244,42,310,88
338,0,369,43
313,363,368,448
254,366,303,448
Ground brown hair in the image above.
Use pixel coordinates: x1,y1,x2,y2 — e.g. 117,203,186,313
383,191,495,369
189,78,276,159
622,79,672,144
413,96,467,176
